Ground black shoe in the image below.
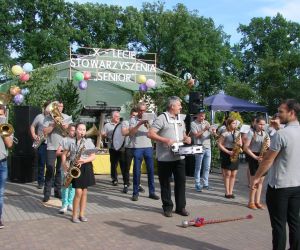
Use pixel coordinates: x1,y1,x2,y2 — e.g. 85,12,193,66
230,194,235,199
175,208,189,216
54,193,62,199
131,195,138,201
43,197,50,202
164,211,173,217
0,220,4,229
149,193,160,200
138,185,145,193
225,194,231,199
37,184,43,189
112,180,118,186
122,185,128,194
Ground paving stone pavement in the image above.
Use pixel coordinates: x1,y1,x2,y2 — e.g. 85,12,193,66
0,163,275,250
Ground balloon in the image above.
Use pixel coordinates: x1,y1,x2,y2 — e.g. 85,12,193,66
194,80,200,87
187,78,195,88
74,72,84,81
11,65,23,76
136,75,146,84
183,72,192,81
184,95,189,103
21,88,30,95
22,62,33,73
83,71,91,80
10,86,21,96
145,79,156,89
78,80,88,90
19,72,30,82
13,94,24,105
139,83,148,92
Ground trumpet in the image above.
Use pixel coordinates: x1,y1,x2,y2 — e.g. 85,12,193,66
0,123,19,144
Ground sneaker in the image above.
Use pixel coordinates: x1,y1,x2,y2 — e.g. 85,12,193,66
67,205,73,211
195,184,202,192
131,195,138,201
164,211,173,217
122,185,128,194
112,180,118,186
43,197,50,202
138,185,145,193
175,208,189,216
203,186,214,191
71,218,80,223
79,216,88,222
0,220,4,229
149,193,160,200
59,207,67,214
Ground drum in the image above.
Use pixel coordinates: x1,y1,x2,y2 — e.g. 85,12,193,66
177,144,203,156
112,123,125,151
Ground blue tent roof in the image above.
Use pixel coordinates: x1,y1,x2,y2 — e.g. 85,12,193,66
204,93,267,112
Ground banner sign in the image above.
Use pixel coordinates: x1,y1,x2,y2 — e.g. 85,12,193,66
69,47,156,83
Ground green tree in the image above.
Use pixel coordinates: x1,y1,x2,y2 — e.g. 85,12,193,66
237,14,300,113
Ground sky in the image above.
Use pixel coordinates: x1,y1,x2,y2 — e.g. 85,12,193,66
66,0,300,44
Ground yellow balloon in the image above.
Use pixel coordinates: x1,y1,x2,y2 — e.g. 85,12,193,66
137,75,147,84
11,65,23,76
10,86,21,96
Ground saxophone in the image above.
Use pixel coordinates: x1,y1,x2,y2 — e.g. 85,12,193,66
64,138,86,188
230,131,242,163
259,134,269,158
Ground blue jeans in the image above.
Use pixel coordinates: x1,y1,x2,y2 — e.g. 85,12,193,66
37,143,47,185
194,148,211,187
132,147,155,196
0,160,8,219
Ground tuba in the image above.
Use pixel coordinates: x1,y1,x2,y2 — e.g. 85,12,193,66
230,131,242,163
86,124,99,138
46,101,68,137
64,138,86,188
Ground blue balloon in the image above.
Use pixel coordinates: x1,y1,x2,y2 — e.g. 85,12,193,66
21,88,30,95
184,95,189,103
22,62,33,73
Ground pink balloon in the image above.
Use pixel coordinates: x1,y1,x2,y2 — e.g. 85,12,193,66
145,79,156,88
83,71,91,80
19,72,30,82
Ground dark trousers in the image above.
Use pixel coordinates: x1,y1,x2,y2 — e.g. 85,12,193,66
109,148,126,183
37,143,47,185
132,147,155,196
44,150,62,198
158,160,186,212
121,148,134,186
266,185,300,250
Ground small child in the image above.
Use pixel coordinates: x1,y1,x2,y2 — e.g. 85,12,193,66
56,124,76,214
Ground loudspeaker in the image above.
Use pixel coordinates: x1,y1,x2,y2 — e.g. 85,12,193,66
8,155,36,183
185,155,195,177
188,92,204,114
13,106,41,155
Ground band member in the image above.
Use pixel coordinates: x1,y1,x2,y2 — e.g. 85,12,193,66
121,107,141,194
251,99,300,250
129,102,159,201
217,117,241,199
56,124,76,214
148,96,191,217
101,111,125,186
43,101,72,202
243,117,269,210
191,109,216,192
30,101,50,189
0,105,13,229
61,123,96,223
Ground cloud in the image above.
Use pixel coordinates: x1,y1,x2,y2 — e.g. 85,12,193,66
259,0,300,22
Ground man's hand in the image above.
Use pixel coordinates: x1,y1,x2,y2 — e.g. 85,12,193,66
137,120,148,126
165,138,176,147
250,177,260,190
183,136,191,144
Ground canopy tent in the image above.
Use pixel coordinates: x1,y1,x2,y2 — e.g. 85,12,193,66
203,93,268,123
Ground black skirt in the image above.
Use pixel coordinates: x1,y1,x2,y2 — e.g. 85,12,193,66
220,148,239,170
72,162,95,189
247,152,267,177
